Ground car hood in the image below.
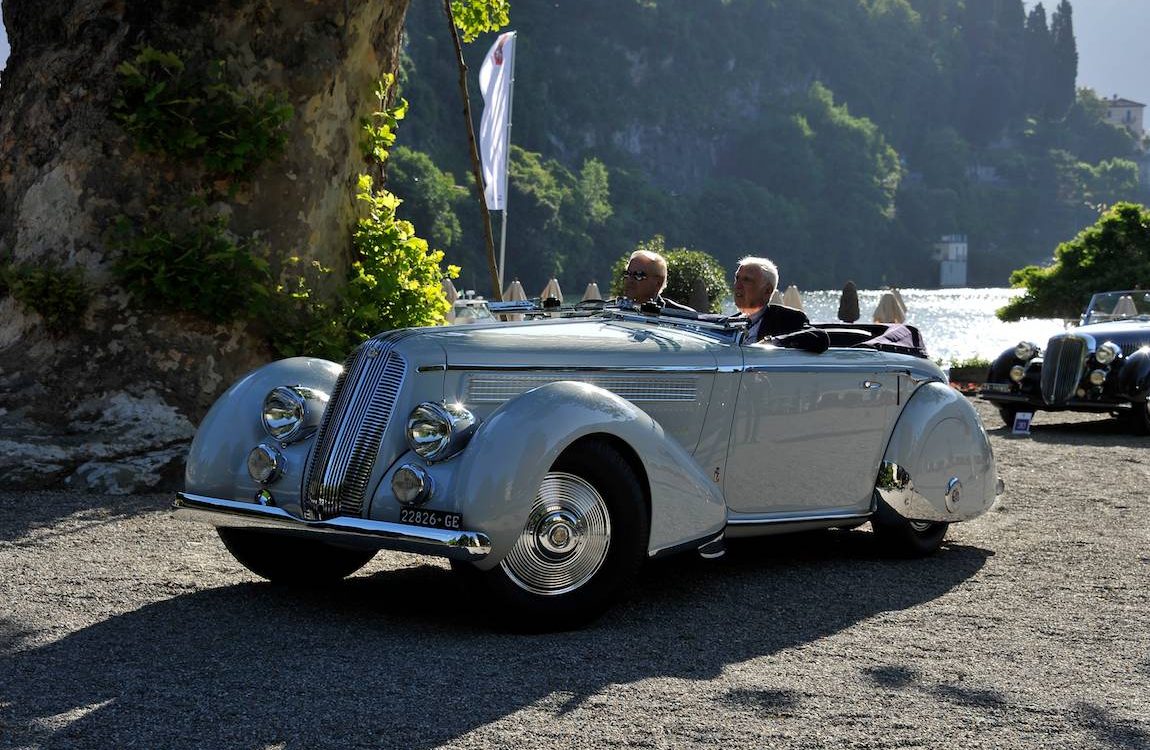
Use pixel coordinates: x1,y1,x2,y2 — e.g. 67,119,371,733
414,318,728,370
1070,321,1150,351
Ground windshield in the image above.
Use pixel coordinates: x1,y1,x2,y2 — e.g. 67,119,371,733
1082,291,1150,325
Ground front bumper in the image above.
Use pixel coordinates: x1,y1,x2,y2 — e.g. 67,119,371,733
173,492,491,561
978,388,1132,412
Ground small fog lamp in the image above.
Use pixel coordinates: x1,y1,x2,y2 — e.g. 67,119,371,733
392,464,432,505
247,444,283,484
1009,365,1026,383
1088,369,1107,386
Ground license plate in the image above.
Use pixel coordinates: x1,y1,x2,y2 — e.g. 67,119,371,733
399,507,463,531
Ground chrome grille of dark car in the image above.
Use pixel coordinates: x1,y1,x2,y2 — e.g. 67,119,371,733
1121,341,1150,357
302,338,406,520
1041,335,1086,405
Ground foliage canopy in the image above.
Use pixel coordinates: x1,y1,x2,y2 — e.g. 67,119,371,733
998,202,1150,321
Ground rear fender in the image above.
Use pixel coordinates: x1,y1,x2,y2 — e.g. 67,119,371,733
879,382,999,522
451,381,726,570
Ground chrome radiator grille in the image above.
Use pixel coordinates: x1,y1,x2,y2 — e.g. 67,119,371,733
302,338,406,520
1041,335,1086,405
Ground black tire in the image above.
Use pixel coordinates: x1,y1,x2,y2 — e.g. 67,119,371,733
997,406,1020,428
1125,400,1150,435
217,528,376,585
455,439,648,632
869,500,949,557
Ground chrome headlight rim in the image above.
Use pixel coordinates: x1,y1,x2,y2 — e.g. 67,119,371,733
1009,364,1026,383
1014,341,1039,361
1094,341,1120,366
261,385,328,444
406,401,477,462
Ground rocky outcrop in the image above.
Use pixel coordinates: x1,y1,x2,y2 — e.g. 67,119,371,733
0,0,411,492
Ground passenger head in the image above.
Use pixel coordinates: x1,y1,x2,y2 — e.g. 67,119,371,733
622,249,669,304
733,256,779,316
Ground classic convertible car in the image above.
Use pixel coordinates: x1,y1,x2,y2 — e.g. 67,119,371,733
175,303,1001,630
980,290,1150,432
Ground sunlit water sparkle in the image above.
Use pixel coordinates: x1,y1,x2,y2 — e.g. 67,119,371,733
799,288,1066,364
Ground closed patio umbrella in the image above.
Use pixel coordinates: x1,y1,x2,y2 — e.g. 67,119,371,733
891,287,907,318
541,277,564,304
873,292,906,324
769,289,783,305
581,282,603,302
781,285,803,309
442,277,459,324
502,278,527,321
837,280,860,323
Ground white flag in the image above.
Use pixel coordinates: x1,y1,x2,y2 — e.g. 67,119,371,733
479,31,516,210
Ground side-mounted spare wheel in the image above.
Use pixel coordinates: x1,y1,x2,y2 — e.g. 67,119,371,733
217,528,377,585
869,499,949,557
455,438,649,632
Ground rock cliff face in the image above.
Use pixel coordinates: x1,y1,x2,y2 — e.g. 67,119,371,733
0,0,411,492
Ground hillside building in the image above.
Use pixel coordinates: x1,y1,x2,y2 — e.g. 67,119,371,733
1105,96,1145,139
934,235,968,288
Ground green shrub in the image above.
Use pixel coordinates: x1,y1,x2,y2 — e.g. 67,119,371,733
113,47,292,178
109,214,272,324
2,262,91,333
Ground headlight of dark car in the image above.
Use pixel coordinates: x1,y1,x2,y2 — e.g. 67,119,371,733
261,386,327,443
1014,341,1039,360
1094,341,1121,366
406,402,477,462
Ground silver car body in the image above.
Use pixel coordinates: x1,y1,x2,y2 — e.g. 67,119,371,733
176,311,1000,568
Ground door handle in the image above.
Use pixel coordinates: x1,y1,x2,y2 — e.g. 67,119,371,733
862,380,882,389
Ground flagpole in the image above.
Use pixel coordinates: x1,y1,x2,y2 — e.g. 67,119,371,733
497,36,517,293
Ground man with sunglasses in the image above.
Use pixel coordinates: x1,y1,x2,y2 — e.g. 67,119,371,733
620,250,694,311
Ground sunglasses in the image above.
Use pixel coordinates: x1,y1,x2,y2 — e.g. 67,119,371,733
621,269,652,281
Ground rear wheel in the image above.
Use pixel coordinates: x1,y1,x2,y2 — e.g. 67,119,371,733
869,500,948,557
457,439,648,631
217,528,376,585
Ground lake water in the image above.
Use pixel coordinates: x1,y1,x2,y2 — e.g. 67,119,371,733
798,287,1066,364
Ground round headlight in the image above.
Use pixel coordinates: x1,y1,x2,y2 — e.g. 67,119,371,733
261,386,327,443
247,443,282,484
1009,365,1026,383
1095,341,1120,366
1088,369,1107,386
406,402,477,462
392,464,432,505
1014,341,1039,361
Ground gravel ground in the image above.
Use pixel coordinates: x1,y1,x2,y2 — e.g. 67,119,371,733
2,398,1148,750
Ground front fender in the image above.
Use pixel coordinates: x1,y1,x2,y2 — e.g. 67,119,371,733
1116,348,1150,399
184,357,342,505
451,381,726,570
879,382,998,522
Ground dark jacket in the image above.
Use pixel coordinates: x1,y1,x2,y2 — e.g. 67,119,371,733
746,304,829,354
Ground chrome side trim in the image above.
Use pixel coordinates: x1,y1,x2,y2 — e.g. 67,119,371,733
446,364,721,373
467,374,699,403
726,509,871,526
173,492,490,560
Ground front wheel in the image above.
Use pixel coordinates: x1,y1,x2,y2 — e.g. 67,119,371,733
869,500,949,557
457,439,648,631
217,528,376,585
997,405,1020,428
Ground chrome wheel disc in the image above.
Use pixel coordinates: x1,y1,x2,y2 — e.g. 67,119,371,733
501,472,612,596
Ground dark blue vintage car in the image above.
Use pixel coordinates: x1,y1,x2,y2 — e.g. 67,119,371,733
980,291,1150,432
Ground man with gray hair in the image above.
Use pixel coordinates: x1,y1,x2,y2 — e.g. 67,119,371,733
734,256,820,347
620,249,694,311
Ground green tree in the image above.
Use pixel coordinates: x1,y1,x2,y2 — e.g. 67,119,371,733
1050,0,1078,117
999,202,1150,320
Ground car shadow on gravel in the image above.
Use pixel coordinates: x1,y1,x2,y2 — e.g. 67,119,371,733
2,529,991,750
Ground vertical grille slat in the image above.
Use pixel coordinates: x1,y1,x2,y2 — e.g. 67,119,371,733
1041,335,1086,405
302,337,407,520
